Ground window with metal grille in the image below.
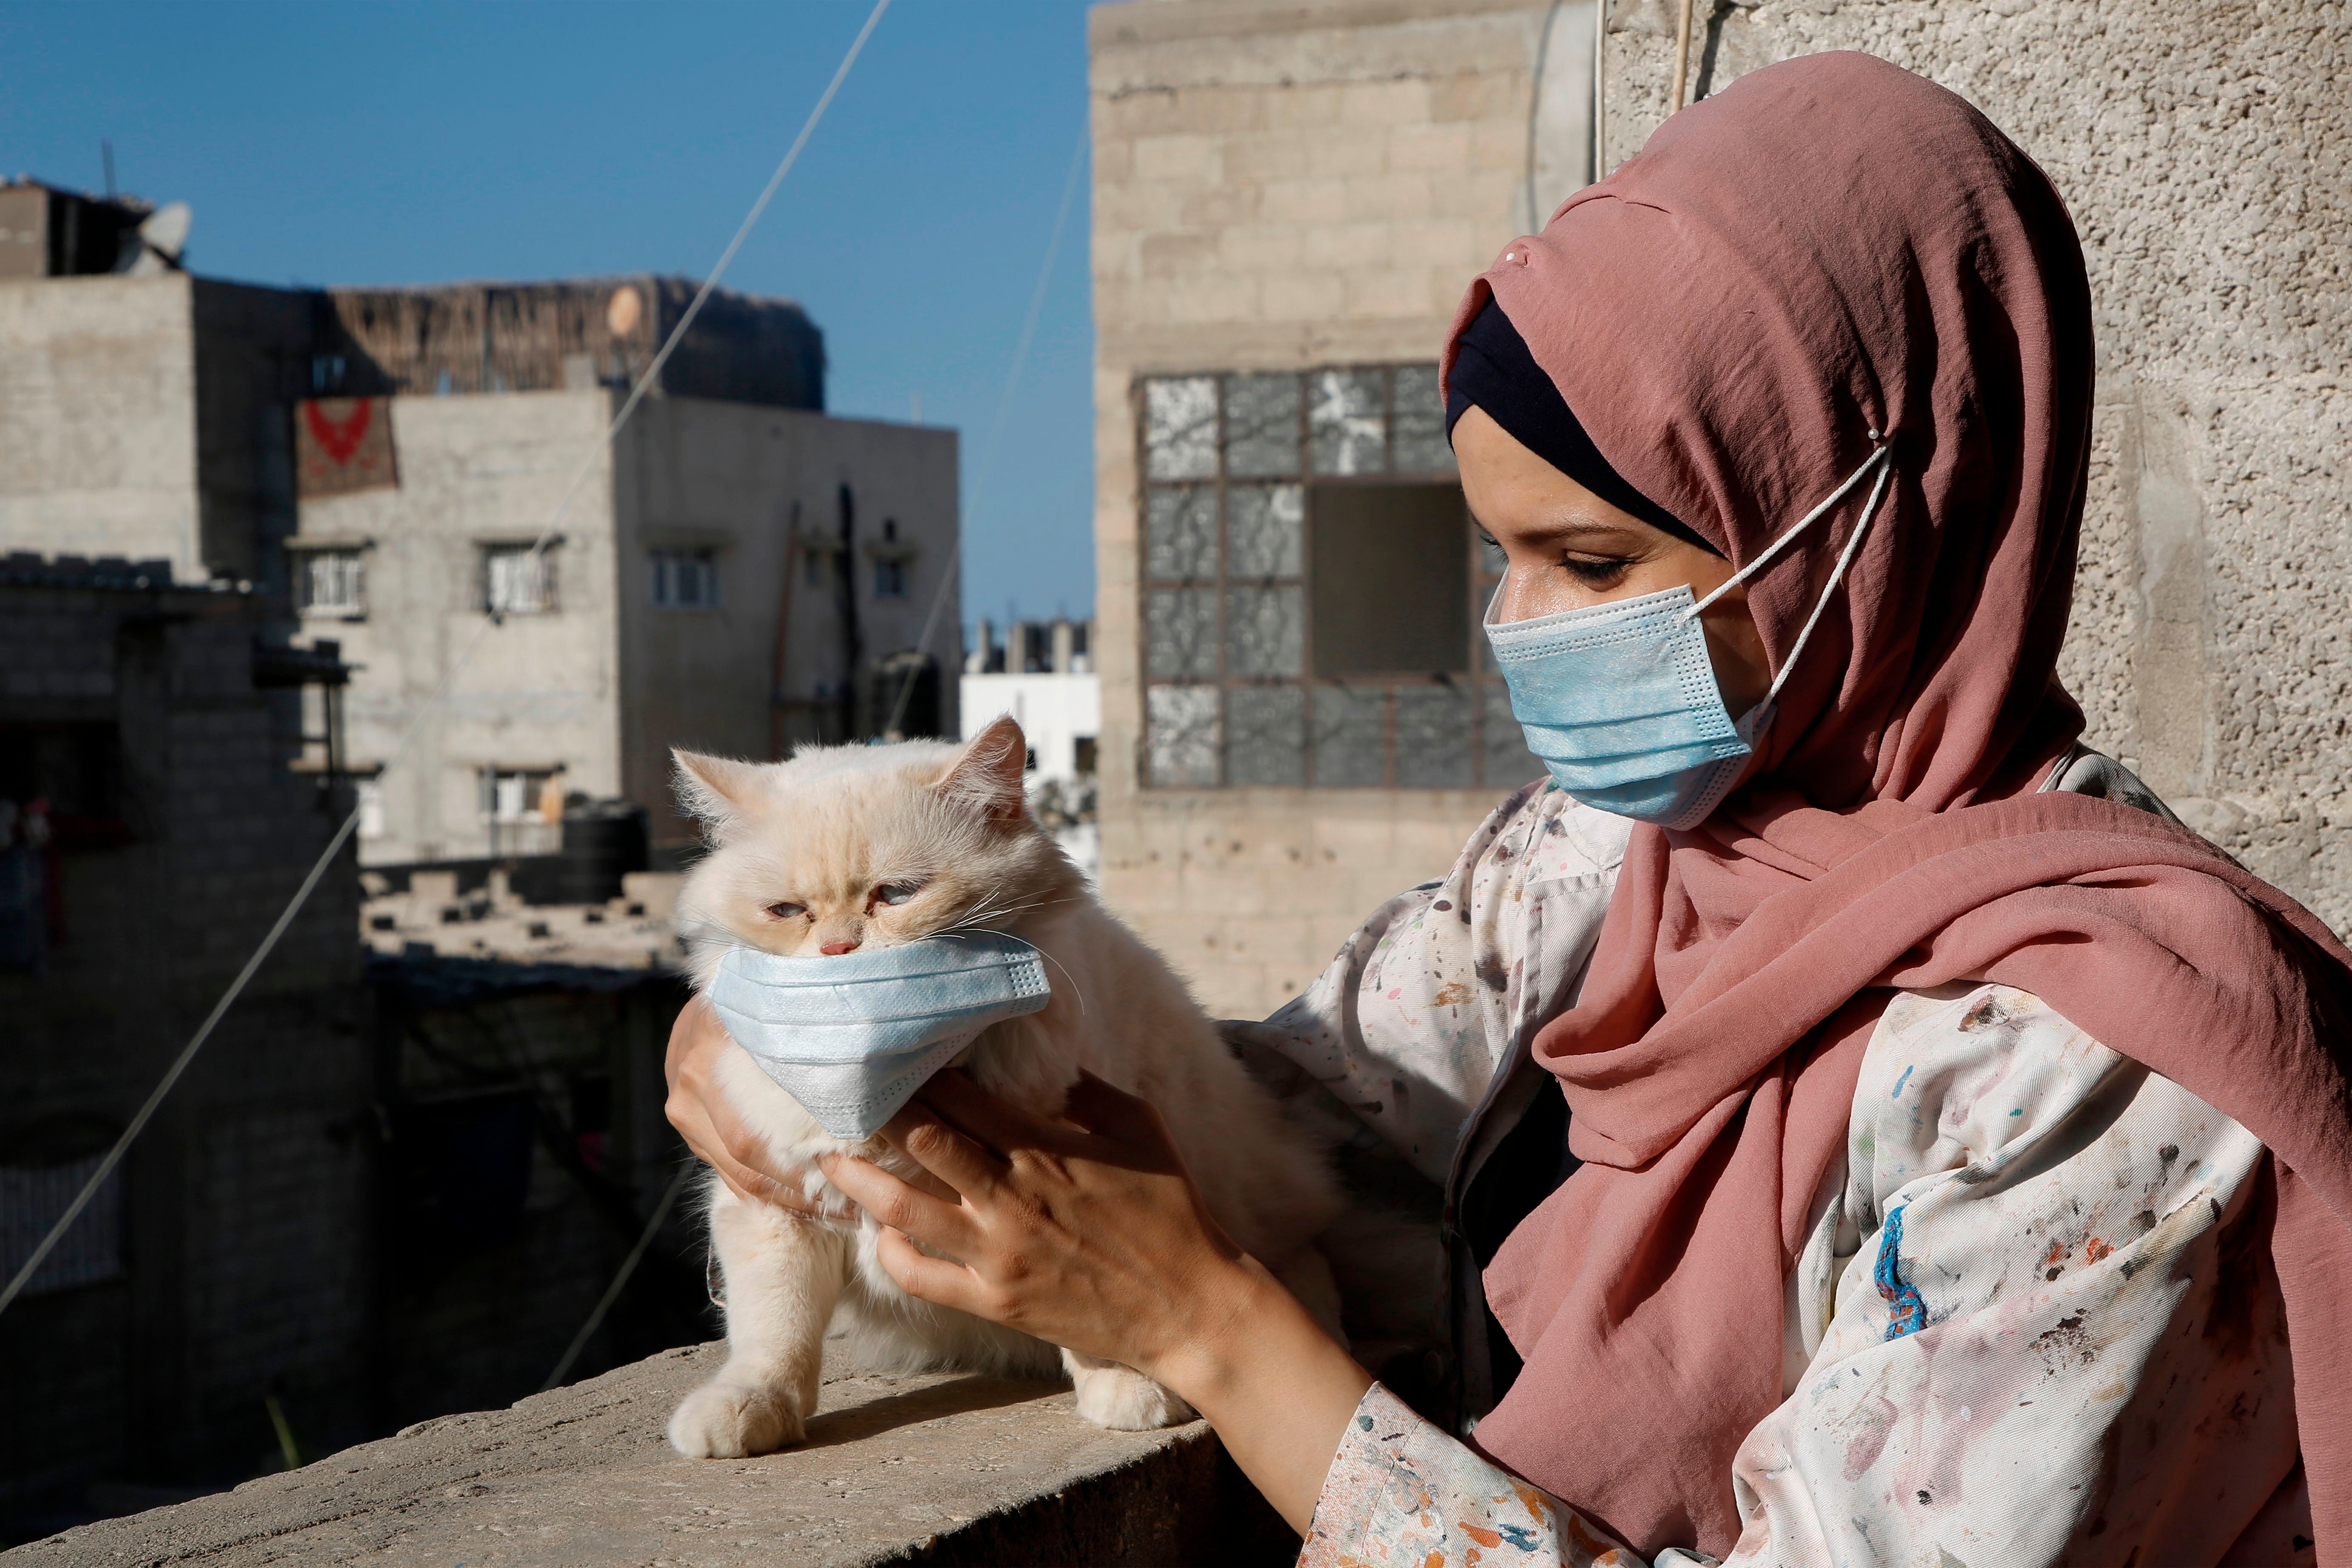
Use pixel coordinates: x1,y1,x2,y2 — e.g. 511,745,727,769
482,544,557,615
297,548,366,618
1136,367,1543,790
0,1154,125,1297
650,548,720,609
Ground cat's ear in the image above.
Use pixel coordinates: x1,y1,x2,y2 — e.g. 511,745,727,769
673,750,764,832
935,716,1028,823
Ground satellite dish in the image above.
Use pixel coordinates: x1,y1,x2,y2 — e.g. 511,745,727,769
124,201,191,275
141,202,191,259
606,284,642,339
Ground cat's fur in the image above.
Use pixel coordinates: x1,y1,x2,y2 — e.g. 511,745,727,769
666,716,1344,1457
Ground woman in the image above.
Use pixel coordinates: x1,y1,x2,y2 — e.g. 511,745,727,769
665,53,2351,1565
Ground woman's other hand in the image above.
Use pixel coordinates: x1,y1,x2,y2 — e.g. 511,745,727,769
820,1069,1371,1534
822,1069,1253,1372
663,995,828,1215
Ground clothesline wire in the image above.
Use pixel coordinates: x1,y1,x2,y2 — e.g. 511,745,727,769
536,120,1086,1392
0,0,894,1324
884,122,1088,737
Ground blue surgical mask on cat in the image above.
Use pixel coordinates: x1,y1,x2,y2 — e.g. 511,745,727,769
1484,437,1894,830
707,931,1052,1140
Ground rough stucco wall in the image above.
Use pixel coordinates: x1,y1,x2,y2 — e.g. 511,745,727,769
1598,0,2352,932
1090,0,1570,1018
0,275,202,579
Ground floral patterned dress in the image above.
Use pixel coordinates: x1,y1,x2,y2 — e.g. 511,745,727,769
1240,758,2312,1566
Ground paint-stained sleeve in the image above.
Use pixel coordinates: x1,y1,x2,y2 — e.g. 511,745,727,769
1240,783,1628,1183
1726,984,2307,1565
1300,1381,1677,1568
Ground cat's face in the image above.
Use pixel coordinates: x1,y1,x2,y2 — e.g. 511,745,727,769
672,717,1078,975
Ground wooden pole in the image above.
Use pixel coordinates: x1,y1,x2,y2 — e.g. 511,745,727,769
1672,0,1697,111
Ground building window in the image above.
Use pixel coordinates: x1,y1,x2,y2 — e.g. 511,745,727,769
873,558,908,599
296,548,366,618
1136,367,1541,790
355,777,386,839
481,767,561,856
1,1153,125,1297
650,548,720,609
483,544,556,615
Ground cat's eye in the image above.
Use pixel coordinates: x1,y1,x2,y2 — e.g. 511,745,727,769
763,901,808,921
872,881,923,907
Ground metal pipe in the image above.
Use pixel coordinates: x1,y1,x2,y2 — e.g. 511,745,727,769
1672,0,1696,111
1593,0,1609,182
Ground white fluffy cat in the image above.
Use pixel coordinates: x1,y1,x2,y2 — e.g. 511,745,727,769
665,715,1344,1458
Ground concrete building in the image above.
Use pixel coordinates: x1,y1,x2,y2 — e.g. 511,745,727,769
1087,0,1597,1016
962,616,1101,781
0,554,367,1524
1087,0,2352,1019
963,618,1103,880
296,382,958,866
0,263,960,868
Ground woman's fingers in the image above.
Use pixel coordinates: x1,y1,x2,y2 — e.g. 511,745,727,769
881,1101,1010,1200
1062,1069,1181,1152
820,1151,979,1255
664,996,831,1216
915,1067,1081,1153
871,1226,990,1317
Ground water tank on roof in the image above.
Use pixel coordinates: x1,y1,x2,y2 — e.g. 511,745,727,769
556,799,649,905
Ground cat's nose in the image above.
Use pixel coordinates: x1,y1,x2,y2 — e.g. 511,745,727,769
819,939,861,956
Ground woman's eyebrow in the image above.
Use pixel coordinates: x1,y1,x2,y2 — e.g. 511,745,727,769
1480,514,1650,547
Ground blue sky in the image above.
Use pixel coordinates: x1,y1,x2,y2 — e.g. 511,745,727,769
0,0,1099,633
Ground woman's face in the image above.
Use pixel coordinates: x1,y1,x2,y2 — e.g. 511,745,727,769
1453,405,1773,721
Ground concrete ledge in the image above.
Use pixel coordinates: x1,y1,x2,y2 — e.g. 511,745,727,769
10,1344,1296,1567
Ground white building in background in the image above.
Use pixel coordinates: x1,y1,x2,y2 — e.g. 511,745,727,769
963,617,1099,876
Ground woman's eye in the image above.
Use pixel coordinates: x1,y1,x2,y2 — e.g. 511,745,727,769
873,882,923,907
763,901,807,920
1563,555,1633,585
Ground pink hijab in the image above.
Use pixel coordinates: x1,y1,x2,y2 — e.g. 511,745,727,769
1445,53,2352,1561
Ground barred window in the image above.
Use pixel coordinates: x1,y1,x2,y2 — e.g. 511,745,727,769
650,548,720,609
1,1154,125,1297
297,548,366,618
483,544,557,615
1137,367,1541,791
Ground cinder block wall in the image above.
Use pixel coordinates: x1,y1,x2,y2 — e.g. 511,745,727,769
1598,1,2352,933
0,572,368,1508
1089,0,1565,1018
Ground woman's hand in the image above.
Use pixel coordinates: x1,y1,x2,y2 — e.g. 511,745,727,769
663,996,959,1217
820,1069,1372,1534
821,1068,1253,1373
663,996,829,1215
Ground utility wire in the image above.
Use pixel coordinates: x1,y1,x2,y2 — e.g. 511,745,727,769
0,0,893,1323
884,123,1088,735
541,1163,695,1392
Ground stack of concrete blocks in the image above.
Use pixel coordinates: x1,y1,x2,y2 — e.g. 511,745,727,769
1088,1,1586,1018
0,556,366,1520
1597,0,2352,934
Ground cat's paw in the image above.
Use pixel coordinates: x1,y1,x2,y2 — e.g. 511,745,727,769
1069,1363,1197,1430
666,1378,806,1458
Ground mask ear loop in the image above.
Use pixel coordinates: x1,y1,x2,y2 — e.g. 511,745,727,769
1682,433,1895,709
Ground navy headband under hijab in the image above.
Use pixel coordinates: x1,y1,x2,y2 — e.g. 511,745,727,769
1446,298,1720,555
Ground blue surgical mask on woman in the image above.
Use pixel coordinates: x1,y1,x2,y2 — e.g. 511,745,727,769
707,931,1052,1139
1484,437,1894,830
